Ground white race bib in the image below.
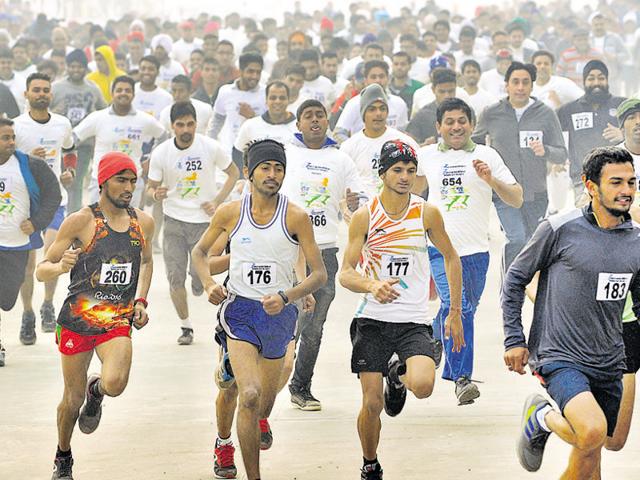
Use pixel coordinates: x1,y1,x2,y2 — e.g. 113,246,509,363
67,107,87,124
571,112,593,131
99,262,133,285
0,176,12,193
596,273,632,301
381,254,414,278
519,130,543,148
242,262,276,286
308,209,327,228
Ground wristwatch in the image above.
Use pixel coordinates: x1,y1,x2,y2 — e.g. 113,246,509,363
277,290,289,305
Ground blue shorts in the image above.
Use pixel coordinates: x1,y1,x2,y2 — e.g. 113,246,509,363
535,361,623,437
47,206,66,231
218,294,298,359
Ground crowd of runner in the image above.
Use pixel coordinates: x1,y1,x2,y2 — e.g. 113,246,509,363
0,1,640,479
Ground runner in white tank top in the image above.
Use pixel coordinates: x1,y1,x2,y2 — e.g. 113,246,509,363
192,139,326,480
339,139,464,480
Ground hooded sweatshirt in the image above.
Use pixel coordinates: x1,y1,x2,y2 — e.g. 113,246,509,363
87,45,126,103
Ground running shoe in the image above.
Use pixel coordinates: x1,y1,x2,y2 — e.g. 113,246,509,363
0,344,5,367
259,418,273,450
361,462,383,480
433,339,443,369
20,310,36,345
177,327,194,345
41,301,57,333
289,385,322,411
384,358,407,417
517,393,552,472
214,439,237,479
51,453,74,479
78,373,104,434
215,347,235,389
455,376,480,405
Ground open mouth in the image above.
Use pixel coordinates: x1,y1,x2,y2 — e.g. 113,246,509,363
310,124,321,132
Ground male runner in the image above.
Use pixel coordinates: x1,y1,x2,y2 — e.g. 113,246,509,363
339,140,464,479
503,146,640,478
36,152,154,480
192,139,327,480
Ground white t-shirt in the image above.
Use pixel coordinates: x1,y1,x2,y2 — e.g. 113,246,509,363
330,76,350,100
419,143,516,256
159,98,212,135
465,88,498,117
341,127,422,199
341,55,393,80
157,60,186,91
478,68,507,99
171,38,203,66
133,85,173,119
412,86,472,117
14,112,74,206
532,75,584,109
73,107,165,181
409,56,434,84
281,143,362,246
1,72,26,113
148,134,232,224
300,76,336,110
233,114,298,152
0,155,31,247
336,92,408,137
212,82,266,154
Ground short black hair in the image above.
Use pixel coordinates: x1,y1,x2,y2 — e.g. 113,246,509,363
459,26,476,39
321,51,337,61
436,97,474,124
266,80,289,98
582,146,634,186
285,63,306,77
364,59,388,77
171,74,192,90
461,59,481,74
0,117,14,128
330,37,349,51
363,43,384,54
26,72,51,89
170,101,196,123
298,48,320,64
505,61,536,83
399,33,418,45
434,20,450,31
531,50,555,65
422,31,437,40
217,40,234,50
139,55,160,70
296,99,326,121
202,56,219,67
111,75,135,92
432,68,457,87
392,51,411,62
239,52,263,70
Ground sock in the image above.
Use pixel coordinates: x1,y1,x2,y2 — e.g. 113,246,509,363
363,457,379,467
217,435,233,446
56,446,71,457
181,318,193,330
90,378,103,397
536,404,553,432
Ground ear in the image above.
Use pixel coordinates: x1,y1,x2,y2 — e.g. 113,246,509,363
583,175,596,199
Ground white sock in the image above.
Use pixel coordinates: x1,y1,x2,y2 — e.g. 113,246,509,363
217,435,232,445
536,404,553,432
181,318,193,330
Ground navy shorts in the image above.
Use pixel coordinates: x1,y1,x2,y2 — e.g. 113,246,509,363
47,206,66,231
535,361,623,437
623,320,640,374
218,294,298,359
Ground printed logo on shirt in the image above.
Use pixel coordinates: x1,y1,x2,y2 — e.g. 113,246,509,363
300,178,331,208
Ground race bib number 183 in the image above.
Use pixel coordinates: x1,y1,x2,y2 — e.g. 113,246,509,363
596,273,632,301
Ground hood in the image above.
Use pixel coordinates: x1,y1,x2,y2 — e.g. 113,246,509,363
94,45,120,78
292,132,338,149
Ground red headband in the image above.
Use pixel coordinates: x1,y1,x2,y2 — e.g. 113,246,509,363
98,152,137,186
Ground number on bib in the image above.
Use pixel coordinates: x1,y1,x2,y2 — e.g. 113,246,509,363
99,263,133,285
242,262,276,286
571,112,594,131
519,131,543,148
381,254,414,278
185,159,202,171
309,212,327,227
0,177,10,193
596,273,632,301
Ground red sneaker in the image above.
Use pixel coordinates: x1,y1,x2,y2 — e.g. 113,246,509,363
214,439,237,479
259,418,273,450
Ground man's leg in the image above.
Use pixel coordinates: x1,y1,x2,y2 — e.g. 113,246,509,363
493,197,527,272
605,373,635,451
67,143,92,213
521,194,549,241
43,229,59,304
358,373,384,461
19,250,37,345
93,335,133,397
400,355,435,399
186,223,209,297
40,228,61,332
57,349,94,451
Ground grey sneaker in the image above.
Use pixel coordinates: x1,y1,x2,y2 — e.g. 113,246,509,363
20,310,36,345
517,393,552,472
177,328,194,345
51,453,74,479
41,301,57,333
289,385,322,411
0,344,5,367
455,377,480,405
78,373,103,434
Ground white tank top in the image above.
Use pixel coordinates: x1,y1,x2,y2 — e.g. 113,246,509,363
227,193,298,300
355,194,431,324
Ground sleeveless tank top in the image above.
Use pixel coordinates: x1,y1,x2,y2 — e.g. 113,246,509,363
57,203,145,334
355,194,431,324
227,193,298,300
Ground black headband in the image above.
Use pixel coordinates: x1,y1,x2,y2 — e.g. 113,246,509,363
378,140,418,176
247,139,287,178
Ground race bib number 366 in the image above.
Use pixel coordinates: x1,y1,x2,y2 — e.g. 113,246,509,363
99,262,133,285
596,273,632,301
242,262,276,286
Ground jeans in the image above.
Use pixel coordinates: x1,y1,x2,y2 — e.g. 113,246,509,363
428,247,490,382
291,247,339,391
494,193,548,272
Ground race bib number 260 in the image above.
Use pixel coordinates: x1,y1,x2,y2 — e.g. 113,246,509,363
596,273,632,301
99,262,132,285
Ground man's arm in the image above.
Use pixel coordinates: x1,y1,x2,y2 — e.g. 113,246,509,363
211,162,239,207
208,231,230,275
132,211,155,329
207,112,226,139
36,211,89,281
28,157,62,231
541,111,568,164
473,159,523,208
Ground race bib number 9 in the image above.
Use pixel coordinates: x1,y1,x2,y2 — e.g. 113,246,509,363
519,131,543,148
571,112,593,131
596,273,632,301
99,262,133,285
243,262,276,286
381,254,414,278
0,177,11,193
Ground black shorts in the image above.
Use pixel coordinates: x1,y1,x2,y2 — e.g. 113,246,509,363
0,249,29,311
350,317,435,375
623,320,640,374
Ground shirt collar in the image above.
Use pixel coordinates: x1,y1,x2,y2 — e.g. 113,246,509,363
108,105,137,116
438,138,476,152
583,203,633,230
293,132,337,149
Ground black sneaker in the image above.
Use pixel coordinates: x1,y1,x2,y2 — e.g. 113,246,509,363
455,376,480,405
51,453,74,479
361,462,383,480
41,301,57,333
78,373,104,434
433,339,443,369
384,358,407,417
289,385,322,411
20,310,36,345
0,344,5,367
177,328,194,345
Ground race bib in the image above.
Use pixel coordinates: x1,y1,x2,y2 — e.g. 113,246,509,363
519,131,543,148
381,254,414,278
67,107,87,124
0,176,12,193
99,262,133,285
439,165,469,211
308,209,327,227
242,262,276,286
596,273,632,301
0,176,15,220
571,112,593,131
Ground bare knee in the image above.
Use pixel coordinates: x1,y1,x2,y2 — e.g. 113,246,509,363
60,389,85,412
604,437,626,452
101,373,129,397
239,386,261,411
575,423,607,451
405,374,434,399
362,394,384,417
218,384,239,404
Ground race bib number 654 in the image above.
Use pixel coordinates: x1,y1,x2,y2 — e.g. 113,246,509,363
596,273,632,301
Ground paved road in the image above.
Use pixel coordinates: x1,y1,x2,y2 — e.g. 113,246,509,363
1,218,638,479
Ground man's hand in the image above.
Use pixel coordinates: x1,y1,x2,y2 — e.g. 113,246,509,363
444,309,465,352
262,294,285,315
550,163,567,173
602,123,623,143
30,147,47,159
60,170,74,187
529,139,545,157
153,185,168,201
504,346,529,375
472,159,493,184
132,302,149,329
60,247,82,273
141,158,150,177
206,282,227,305
238,102,256,119
201,200,220,217
346,188,360,212
369,279,400,304
302,294,315,313
20,219,35,235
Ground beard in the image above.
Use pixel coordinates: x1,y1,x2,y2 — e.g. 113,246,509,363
105,190,132,209
585,85,609,102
